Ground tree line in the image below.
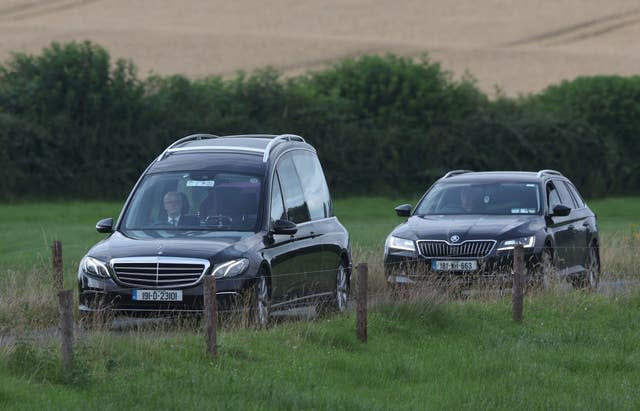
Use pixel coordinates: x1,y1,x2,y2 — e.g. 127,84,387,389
1,41,638,201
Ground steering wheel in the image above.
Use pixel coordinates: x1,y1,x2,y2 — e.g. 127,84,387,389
204,215,233,228
150,220,173,228
438,206,466,214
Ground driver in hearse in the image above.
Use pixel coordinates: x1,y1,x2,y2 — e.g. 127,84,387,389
162,191,197,227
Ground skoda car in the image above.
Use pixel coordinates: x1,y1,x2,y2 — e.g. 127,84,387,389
78,134,351,325
384,170,600,289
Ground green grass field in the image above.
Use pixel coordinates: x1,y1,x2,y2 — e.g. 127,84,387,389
1,196,636,272
0,197,639,409
2,294,640,410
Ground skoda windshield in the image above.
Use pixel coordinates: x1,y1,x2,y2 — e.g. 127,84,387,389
415,182,542,215
121,171,263,235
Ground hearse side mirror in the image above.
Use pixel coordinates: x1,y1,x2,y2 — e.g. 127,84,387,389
96,218,114,233
395,204,412,217
551,204,571,217
272,219,298,235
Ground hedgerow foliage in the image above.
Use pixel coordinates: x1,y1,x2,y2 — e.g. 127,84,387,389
0,41,636,200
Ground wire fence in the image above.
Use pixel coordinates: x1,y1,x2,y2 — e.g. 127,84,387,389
0,238,639,370
1,241,638,296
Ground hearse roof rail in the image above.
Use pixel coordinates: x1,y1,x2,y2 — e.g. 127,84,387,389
442,170,474,179
157,133,219,161
262,134,306,162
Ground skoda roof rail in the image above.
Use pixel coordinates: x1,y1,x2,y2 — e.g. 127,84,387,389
536,169,563,178
263,134,306,162
442,169,474,179
157,133,219,161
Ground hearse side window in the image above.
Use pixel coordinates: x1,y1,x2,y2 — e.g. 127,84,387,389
276,155,310,224
292,151,332,220
271,172,286,222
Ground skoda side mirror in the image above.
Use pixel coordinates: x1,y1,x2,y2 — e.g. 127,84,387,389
551,204,571,217
272,219,297,235
96,218,114,233
394,204,412,217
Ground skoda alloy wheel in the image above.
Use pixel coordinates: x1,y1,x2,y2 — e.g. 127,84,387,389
335,263,349,312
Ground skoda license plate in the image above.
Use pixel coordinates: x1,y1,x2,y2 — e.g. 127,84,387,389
132,289,182,301
432,260,477,271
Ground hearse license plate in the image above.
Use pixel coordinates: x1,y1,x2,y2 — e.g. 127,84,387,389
431,260,477,271
132,289,183,301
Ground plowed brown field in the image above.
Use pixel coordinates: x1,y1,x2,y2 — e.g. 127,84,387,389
1,0,639,95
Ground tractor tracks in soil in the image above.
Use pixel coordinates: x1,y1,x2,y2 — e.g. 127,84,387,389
505,7,640,48
0,0,101,22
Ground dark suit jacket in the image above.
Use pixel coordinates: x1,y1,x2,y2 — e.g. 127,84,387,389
167,215,199,227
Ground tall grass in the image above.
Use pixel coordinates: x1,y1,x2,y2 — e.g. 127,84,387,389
0,267,58,333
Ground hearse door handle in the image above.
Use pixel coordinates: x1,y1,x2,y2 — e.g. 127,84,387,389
567,225,575,231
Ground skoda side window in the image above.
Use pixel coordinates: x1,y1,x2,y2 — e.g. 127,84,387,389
78,134,351,327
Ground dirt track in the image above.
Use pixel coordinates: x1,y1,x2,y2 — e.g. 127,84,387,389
1,0,639,96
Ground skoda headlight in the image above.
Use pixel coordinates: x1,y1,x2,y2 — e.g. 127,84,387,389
80,256,111,278
212,259,249,278
497,236,535,251
385,235,416,253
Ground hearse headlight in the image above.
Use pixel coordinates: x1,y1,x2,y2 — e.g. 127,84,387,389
80,256,111,278
212,259,249,278
385,235,416,253
497,236,535,251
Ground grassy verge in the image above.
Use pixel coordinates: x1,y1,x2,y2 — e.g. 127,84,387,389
1,198,639,408
2,293,639,410
1,197,639,331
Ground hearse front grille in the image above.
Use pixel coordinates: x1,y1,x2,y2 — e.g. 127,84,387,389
111,257,210,288
417,240,496,258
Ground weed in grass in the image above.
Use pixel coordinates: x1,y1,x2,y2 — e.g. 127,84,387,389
0,389,9,408
3,338,92,387
299,322,360,352
220,345,260,362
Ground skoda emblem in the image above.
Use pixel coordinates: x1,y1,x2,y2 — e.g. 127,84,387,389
450,235,460,243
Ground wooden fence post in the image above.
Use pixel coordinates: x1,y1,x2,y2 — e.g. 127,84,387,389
356,263,368,343
58,289,74,368
52,240,63,290
203,275,217,358
512,244,524,323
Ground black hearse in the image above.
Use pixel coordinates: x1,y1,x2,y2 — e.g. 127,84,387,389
78,134,351,326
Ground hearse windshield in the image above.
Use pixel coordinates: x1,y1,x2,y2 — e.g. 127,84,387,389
415,182,541,215
121,171,263,235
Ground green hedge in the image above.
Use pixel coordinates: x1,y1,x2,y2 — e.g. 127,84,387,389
0,41,636,200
